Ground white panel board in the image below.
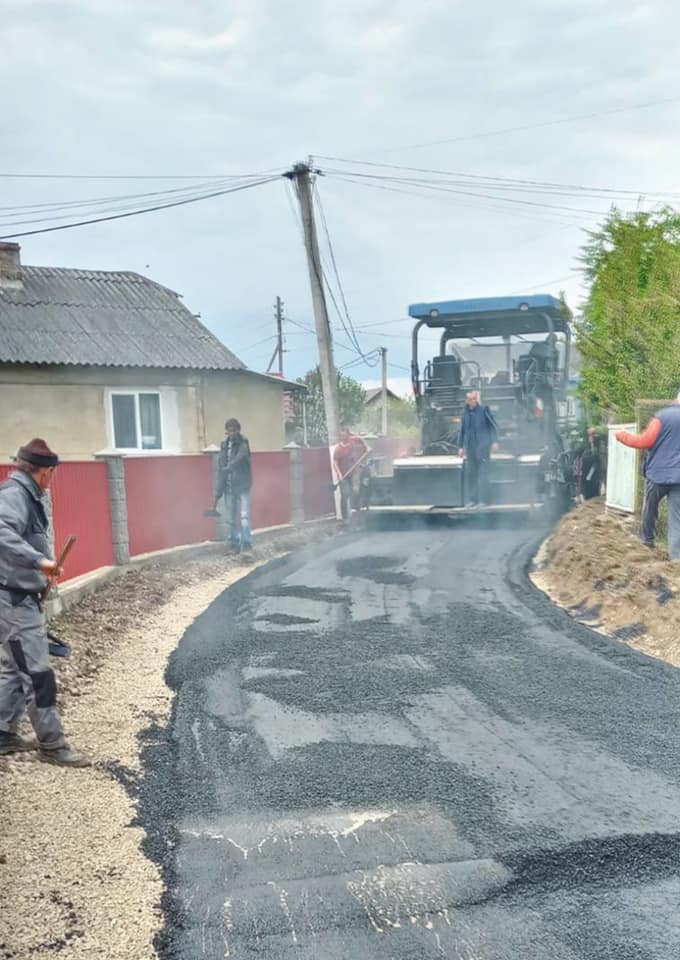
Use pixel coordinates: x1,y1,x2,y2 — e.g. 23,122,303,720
605,424,637,513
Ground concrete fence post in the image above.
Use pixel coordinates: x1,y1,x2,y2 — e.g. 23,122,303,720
288,447,305,526
97,455,130,565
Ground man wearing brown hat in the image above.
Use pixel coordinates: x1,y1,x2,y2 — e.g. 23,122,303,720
0,439,90,767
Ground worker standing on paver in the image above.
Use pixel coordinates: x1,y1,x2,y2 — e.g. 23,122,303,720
616,392,680,556
333,427,369,525
0,439,90,767
458,390,499,507
214,418,253,559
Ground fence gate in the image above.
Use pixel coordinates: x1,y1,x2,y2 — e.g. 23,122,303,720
605,424,637,513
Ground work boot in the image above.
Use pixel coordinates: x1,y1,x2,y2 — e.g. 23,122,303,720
240,549,254,565
38,744,92,768
0,731,38,755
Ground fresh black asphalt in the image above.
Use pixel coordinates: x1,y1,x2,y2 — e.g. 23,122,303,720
137,520,680,958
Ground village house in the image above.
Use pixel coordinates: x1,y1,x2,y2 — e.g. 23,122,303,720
0,242,297,459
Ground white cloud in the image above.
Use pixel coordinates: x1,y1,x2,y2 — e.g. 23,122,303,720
145,23,247,54
3,0,680,380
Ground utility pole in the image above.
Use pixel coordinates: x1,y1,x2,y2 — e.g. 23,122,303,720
380,346,388,437
266,296,285,376
275,296,284,376
284,161,340,446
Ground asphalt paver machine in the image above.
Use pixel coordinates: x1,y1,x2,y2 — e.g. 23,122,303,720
372,294,576,517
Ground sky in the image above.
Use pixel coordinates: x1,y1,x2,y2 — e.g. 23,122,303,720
3,0,680,392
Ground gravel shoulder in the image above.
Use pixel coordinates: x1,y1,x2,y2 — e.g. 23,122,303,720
532,497,680,668
0,526,334,960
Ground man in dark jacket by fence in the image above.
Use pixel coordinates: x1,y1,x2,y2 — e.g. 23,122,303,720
458,390,499,506
616,393,680,557
214,419,253,557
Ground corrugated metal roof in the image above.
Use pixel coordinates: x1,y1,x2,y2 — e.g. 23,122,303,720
0,266,246,370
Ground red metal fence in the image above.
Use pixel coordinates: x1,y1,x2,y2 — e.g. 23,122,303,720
251,451,291,529
0,462,114,581
1,449,333,582
124,455,214,557
302,447,334,520
51,462,115,579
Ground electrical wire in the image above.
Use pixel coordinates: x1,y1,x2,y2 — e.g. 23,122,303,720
327,174,599,230
312,181,379,366
0,178,257,228
319,93,680,155
0,176,281,240
0,167,285,181
317,156,680,202
324,169,609,218
287,175,379,368
0,178,248,220
312,181,364,356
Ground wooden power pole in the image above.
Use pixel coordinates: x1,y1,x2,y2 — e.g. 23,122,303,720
380,346,388,437
266,296,285,376
284,161,340,446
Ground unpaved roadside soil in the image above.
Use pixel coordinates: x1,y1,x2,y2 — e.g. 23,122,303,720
0,525,334,960
532,498,680,667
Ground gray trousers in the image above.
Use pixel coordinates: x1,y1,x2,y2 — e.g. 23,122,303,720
0,590,65,749
640,479,680,559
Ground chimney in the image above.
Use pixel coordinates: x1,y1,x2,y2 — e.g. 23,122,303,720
0,242,22,289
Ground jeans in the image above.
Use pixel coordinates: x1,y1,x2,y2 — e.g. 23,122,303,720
339,474,361,521
465,449,490,505
227,490,252,550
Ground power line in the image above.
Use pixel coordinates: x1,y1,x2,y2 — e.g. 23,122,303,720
286,316,373,361
0,167,284,181
0,176,280,240
317,156,680,202
327,174,600,230
0,179,243,221
324,169,609,218
506,272,582,295
0,178,252,229
312,180,379,366
323,94,680,156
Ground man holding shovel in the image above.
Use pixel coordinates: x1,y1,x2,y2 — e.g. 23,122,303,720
333,427,370,525
0,439,90,767
213,418,253,558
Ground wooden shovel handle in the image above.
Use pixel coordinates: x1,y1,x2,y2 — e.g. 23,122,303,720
43,534,77,601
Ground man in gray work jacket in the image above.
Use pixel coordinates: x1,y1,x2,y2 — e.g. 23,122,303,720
0,438,90,766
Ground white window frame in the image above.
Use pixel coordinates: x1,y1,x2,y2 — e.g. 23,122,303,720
108,390,165,453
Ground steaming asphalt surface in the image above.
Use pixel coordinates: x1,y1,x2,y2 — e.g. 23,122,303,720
148,520,680,959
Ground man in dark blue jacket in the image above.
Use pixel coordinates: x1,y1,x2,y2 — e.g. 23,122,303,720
458,390,499,506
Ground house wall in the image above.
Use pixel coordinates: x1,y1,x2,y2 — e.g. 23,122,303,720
202,370,285,450
0,364,285,459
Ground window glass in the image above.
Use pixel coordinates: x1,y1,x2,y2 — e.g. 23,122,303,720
112,394,137,449
139,393,162,449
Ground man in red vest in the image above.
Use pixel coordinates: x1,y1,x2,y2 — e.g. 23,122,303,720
333,427,369,524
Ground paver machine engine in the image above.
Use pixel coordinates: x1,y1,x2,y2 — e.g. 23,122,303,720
375,294,576,517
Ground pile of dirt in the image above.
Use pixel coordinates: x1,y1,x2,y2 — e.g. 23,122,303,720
532,498,680,667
